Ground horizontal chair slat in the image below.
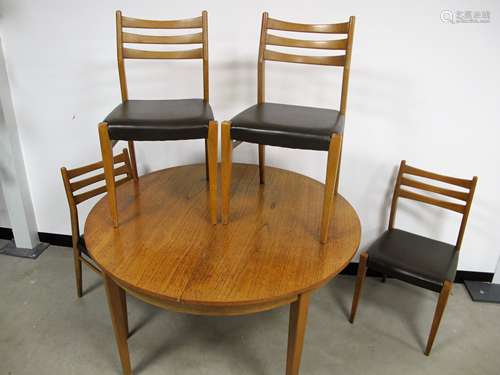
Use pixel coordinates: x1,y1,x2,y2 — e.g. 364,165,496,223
404,165,472,188
121,15,202,29
122,32,203,44
267,18,349,34
74,177,129,204
266,34,347,50
123,47,203,59
70,165,129,192
264,49,345,66
401,177,469,201
66,153,127,179
399,189,465,213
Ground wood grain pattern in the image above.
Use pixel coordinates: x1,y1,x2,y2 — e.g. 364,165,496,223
320,134,342,243
267,18,349,34
121,15,202,29
221,122,233,224
202,10,209,102
207,121,218,224
122,32,203,44
123,47,203,59
340,16,355,114
104,273,131,375
286,292,311,375
425,280,452,355
398,188,466,213
264,49,345,66
349,251,368,323
84,164,361,313
266,34,348,50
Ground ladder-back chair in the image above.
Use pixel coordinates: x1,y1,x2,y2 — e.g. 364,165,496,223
221,12,355,243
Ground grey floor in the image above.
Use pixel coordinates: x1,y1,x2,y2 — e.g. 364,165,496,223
1,242,499,375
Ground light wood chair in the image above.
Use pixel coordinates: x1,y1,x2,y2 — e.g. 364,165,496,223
99,10,217,228
349,160,478,355
60,149,134,300
221,12,355,243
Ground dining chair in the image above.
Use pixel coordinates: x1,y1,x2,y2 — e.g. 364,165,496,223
221,12,355,243
99,10,217,228
349,160,478,355
60,148,134,301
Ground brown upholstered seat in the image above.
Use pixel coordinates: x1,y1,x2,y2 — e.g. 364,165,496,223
105,99,214,141
231,103,344,151
366,229,458,293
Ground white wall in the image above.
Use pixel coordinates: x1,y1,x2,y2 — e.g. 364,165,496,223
0,0,498,272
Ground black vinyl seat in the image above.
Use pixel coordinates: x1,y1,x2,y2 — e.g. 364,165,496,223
230,103,344,151
105,99,214,141
366,229,458,293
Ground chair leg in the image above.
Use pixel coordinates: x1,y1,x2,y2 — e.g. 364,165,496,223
425,280,452,355
204,138,209,181
221,121,233,224
127,140,138,180
72,248,83,298
350,251,368,323
98,122,119,228
207,121,218,224
258,144,265,184
320,133,343,243
334,137,343,194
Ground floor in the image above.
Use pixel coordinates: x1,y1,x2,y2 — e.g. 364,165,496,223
1,242,499,375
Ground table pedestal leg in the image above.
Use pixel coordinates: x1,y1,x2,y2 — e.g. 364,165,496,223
104,273,132,375
286,292,311,375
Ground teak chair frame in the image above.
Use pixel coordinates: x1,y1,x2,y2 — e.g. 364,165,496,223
349,160,478,355
61,149,134,307
221,13,355,243
99,10,218,227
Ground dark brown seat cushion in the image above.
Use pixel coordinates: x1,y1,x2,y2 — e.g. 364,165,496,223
366,229,459,292
230,103,344,151
104,99,214,141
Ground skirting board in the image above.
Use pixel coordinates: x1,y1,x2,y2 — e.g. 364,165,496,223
0,226,493,283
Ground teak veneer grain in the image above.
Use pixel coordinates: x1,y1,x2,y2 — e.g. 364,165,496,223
84,163,361,374
85,164,360,311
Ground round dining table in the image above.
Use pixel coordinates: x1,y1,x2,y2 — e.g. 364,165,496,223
84,163,361,375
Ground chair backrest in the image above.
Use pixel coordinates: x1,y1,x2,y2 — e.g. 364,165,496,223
257,13,355,114
115,10,209,102
388,160,478,250
60,149,135,248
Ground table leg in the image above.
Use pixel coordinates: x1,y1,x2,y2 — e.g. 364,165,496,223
104,273,132,375
286,292,311,375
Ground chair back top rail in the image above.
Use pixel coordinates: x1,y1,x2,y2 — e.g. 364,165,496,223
121,15,203,29
267,17,349,33
257,12,355,113
388,160,478,250
116,10,209,101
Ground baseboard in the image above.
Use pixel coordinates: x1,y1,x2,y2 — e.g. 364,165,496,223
0,226,493,283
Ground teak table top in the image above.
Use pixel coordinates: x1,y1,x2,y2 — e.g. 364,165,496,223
85,163,361,314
